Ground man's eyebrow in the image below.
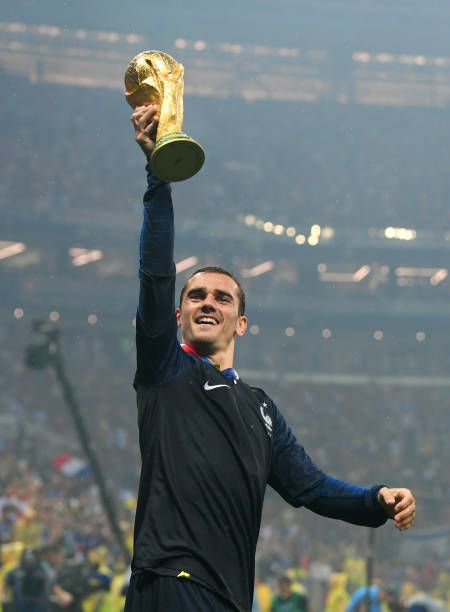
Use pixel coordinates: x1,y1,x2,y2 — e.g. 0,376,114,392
187,287,206,295
186,287,234,299
215,289,234,300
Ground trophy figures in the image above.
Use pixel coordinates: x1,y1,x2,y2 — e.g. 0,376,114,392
125,51,205,182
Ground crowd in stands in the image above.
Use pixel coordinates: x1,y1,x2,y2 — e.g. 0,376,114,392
1,70,450,609
0,320,449,609
239,329,450,379
3,71,450,232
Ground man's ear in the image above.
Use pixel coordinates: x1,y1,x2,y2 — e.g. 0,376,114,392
235,315,248,337
175,307,181,328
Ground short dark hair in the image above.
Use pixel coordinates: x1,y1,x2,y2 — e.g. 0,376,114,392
179,266,246,316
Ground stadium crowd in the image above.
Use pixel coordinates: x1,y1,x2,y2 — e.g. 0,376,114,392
1,68,450,609
0,321,449,610
3,70,450,232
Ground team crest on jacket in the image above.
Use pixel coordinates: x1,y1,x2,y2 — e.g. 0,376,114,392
259,402,273,437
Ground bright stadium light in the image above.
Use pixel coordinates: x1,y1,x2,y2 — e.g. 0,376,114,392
376,53,395,64
430,269,448,286
321,226,335,240
353,51,371,63
0,241,26,261
69,247,103,267
319,265,371,283
241,261,274,278
353,265,371,282
175,38,188,49
395,267,448,285
13,308,24,319
384,227,416,240
194,40,207,51
175,256,199,274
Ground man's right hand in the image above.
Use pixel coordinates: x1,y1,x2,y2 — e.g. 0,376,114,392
131,104,159,160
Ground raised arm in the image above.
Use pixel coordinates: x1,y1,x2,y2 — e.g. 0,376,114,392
131,104,182,386
268,401,415,530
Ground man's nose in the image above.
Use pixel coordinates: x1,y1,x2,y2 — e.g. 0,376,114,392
201,294,216,310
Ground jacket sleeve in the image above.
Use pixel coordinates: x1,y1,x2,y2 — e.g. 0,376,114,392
134,169,186,387
268,401,388,527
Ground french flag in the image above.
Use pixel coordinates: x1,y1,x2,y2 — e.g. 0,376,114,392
53,453,89,478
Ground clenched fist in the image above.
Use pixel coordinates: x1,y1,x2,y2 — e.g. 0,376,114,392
378,487,416,531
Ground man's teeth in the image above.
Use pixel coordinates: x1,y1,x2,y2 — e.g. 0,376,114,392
197,317,216,325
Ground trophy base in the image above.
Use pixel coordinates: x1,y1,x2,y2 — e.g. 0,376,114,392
151,132,205,182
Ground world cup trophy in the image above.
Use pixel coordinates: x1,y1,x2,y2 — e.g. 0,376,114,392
125,50,205,182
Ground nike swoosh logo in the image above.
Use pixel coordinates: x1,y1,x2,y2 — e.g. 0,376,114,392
204,381,231,391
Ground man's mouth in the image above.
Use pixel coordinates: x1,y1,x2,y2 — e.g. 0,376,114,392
195,316,218,326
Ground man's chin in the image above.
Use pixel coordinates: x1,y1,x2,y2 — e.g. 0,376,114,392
187,335,217,355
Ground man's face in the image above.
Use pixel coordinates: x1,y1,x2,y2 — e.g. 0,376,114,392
176,272,247,355
278,578,292,599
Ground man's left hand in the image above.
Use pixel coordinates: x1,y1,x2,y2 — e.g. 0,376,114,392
377,487,416,531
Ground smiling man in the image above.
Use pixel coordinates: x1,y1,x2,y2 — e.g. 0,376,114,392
177,269,247,363
125,104,416,612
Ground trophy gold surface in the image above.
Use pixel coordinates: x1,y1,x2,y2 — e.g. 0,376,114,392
125,50,205,182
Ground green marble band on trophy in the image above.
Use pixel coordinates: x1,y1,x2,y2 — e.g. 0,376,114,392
125,50,205,182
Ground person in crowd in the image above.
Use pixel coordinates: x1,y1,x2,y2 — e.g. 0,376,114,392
3,547,50,612
324,572,349,612
123,102,416,612
346,584,396,612
405,591,447,611
44,542,104,612
255,574,273,612
271,575,308,611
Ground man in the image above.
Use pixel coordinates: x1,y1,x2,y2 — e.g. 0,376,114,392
125,103,416,612
4,548,49,612
346,584,393,612
271,575,308,611
405,592,447,612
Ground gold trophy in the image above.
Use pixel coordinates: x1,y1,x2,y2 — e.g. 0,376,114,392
125,50,205,182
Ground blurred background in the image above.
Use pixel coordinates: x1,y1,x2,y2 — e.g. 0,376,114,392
0,0,449,610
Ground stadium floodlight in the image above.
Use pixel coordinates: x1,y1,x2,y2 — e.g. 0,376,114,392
175,256,199,274
0,241,26,261
353,265,371,282
241,261,274,279
430,269,448,285
395,267,448,285
319,265,371,283
175,38,188,49
69,247,103,267
384,227,416,240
